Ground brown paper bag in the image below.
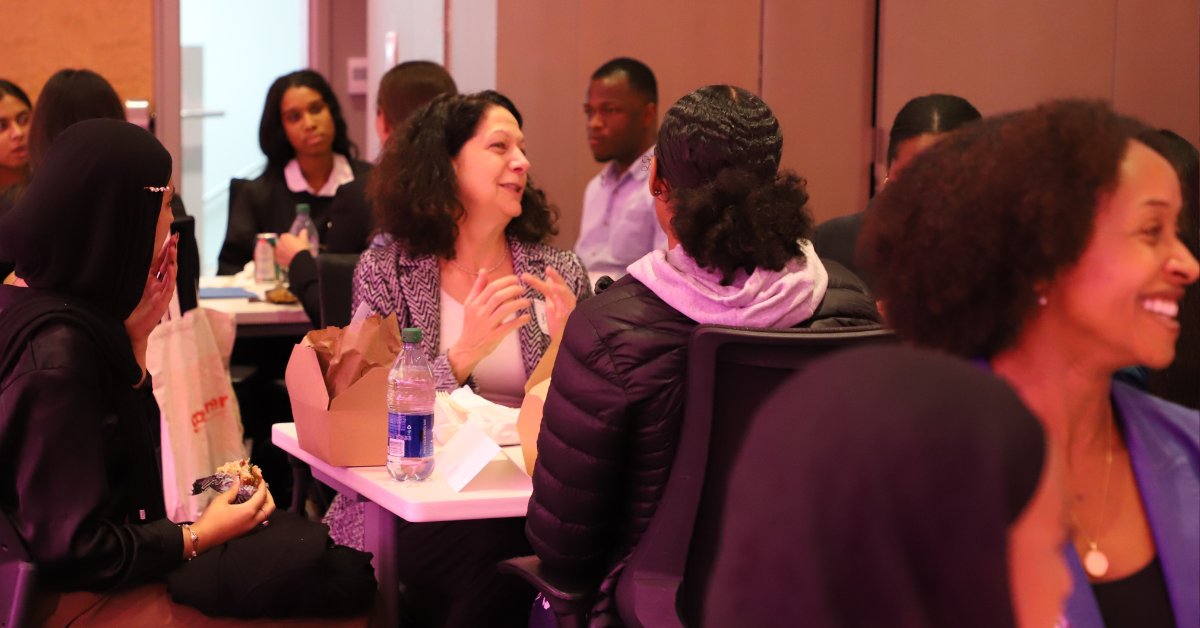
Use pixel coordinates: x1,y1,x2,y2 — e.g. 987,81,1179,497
302,314,403,399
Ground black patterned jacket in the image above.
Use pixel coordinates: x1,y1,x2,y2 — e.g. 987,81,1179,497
351,237,592,389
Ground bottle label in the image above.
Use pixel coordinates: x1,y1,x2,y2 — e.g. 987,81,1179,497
388,411,433,458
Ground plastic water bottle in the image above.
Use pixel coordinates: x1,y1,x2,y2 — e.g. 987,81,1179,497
386,327,436,481
289,203,320,256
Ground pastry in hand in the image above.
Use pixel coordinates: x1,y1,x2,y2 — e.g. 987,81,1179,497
192,458,264,503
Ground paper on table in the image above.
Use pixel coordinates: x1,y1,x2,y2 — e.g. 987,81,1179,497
433,386,520,446
439,421,502,492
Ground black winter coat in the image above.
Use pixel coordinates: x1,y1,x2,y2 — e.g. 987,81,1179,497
525,260,881,618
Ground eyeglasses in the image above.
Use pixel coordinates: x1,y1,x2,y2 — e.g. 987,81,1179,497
640,154,653,174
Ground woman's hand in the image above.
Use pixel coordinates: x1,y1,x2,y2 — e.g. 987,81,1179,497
276,231,310,267
521,266,577,342
448,272,531,383
125,233,179,375
189,479,276,555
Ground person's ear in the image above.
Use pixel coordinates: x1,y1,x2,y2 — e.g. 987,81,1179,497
648,157,671,201
643,101,657,128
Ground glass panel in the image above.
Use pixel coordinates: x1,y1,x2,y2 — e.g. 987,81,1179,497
179,1,308,276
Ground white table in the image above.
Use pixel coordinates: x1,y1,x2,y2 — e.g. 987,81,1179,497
271,422,532,624
198,276,310,337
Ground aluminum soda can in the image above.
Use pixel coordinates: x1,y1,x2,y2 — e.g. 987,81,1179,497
254,233,279,282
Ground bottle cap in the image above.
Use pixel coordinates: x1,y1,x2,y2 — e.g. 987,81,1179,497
401,327,422,343
296,203,311,215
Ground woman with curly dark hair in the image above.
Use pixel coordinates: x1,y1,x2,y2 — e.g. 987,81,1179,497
326,90,589,627
526,84,880,623
216,70,372,274
860,99,1199,628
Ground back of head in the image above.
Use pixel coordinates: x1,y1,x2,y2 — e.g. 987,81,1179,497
887,94,981,164
0,119,171,319
259,69,355,169
706,344,1045,627
591,57,658,105
377,61,458,137
654,85,812,282
28,69,126,170
861,99,1139,358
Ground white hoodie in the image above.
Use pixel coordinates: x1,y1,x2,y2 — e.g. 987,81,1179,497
626,240,829,328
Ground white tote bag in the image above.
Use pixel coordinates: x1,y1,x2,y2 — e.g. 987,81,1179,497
147,303,246,522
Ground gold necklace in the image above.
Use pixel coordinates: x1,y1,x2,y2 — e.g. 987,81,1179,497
1074,419,1114,578
446,249,506,276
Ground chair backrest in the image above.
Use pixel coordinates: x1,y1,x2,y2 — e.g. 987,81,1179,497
317,253,362,328
0,513,36,628
615,324,896,627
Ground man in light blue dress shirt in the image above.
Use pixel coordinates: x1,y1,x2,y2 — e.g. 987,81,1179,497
575,58,667,281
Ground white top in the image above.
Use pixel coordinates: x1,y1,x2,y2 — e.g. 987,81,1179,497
284,153,355,197
438,289,526,407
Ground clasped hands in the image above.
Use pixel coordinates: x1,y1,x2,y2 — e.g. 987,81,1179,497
447,266,575,384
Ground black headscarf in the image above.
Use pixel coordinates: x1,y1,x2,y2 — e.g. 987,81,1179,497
0,119,170,320
705,345,1046,628
0,119,170,384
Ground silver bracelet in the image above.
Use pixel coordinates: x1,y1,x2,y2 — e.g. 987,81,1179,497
182,523,199,560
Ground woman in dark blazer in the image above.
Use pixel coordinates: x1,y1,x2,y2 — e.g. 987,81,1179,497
217,70,371,275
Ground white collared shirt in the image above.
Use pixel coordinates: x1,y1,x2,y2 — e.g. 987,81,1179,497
283,153,355,197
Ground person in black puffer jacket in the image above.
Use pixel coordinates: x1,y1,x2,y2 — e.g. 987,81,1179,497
526,85,881,624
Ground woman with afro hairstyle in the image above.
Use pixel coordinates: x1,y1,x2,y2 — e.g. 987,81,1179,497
860,99,1199,628
526,84,880,623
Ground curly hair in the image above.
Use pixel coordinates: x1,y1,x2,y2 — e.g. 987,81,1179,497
859,99,1145,358
28,69,125,169
369,90,558,258
258,70,357,170
654,85,812,283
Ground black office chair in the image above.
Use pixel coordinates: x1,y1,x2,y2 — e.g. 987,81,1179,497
500,324,895,627
620,324,895,626
316,253,362,329
0,514,35,628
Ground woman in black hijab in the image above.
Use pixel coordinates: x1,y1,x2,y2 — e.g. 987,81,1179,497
705,345,1070,628
0,119,274,592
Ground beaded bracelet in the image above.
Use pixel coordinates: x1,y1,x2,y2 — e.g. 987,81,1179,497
181,523,199,560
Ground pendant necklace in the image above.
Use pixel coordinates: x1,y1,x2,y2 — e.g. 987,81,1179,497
1075,418,1114,578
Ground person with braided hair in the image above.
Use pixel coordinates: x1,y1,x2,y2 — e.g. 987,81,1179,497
525,84,880,623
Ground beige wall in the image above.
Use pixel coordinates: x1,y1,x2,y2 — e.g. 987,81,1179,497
500,0,1200,241
0,0,154,105
877,0,1200,183
497,1,882,242
762,1,877,222
497,1,764,248
311,0,369,153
